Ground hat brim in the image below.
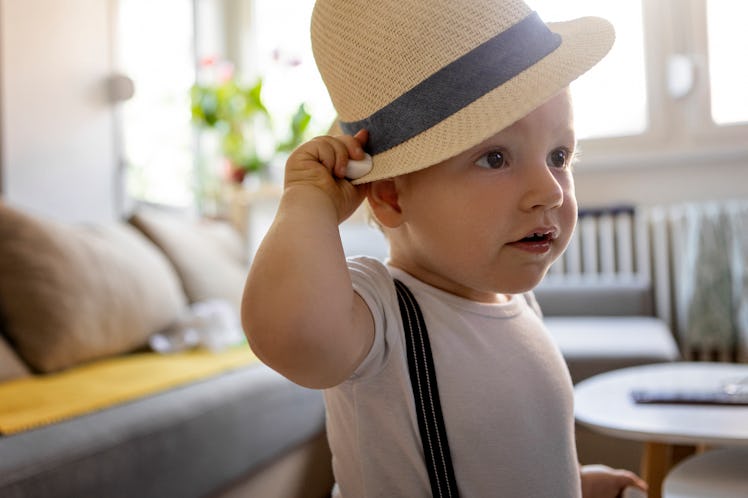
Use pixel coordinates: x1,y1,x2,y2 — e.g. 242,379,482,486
344,16,614,184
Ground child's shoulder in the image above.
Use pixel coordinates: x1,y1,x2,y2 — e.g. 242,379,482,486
347,255,389,275
347,255,391,284
347,255,397,303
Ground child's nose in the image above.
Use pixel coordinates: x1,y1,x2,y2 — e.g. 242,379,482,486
520,162,565,211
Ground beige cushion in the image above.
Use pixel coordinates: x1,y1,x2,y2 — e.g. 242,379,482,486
129,208,249,313
0,333,31,381
0,202,187,373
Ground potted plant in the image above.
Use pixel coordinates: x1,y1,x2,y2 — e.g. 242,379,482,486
190,60,312,184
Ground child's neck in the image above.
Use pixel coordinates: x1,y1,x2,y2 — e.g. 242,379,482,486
388,260,513,304
494,294,511,304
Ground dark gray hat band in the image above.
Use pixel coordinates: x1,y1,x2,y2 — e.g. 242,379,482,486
339,11,561,155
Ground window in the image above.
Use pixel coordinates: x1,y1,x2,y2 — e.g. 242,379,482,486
251,0,336,134
117,0,748,209
189,0,333,197
530,0,748,170
706,0,748,125
530,1,647,140
118,0,195,207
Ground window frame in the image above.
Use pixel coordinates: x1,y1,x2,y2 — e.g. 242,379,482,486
572,0,748,172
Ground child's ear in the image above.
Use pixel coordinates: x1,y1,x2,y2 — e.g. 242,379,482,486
367,179,403,228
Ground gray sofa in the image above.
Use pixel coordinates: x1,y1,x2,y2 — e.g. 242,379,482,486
0,365,328,498
0,202,334,498
536,278,680,384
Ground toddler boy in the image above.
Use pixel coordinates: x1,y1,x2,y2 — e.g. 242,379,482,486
243,0,648,496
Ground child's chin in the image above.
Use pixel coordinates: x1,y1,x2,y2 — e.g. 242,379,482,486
495,272,547,295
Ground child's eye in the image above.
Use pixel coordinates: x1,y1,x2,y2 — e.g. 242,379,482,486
475,150,506,169
547,148,571,169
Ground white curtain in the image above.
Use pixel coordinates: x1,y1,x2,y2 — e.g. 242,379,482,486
729,202,748,362
675,200,748,362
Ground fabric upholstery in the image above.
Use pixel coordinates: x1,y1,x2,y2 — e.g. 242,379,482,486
129,208,249,313
544,316,680,384
0,364,326,498
0,202,186,373
534,277,654,317
0,346,258,435
0,335,30,381
670,200,748,361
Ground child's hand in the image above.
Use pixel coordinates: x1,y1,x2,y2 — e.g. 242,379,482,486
284,129,370,223
580,464,648,498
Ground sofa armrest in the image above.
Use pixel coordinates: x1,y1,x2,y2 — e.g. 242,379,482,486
534,277,654,317
544,316,680,384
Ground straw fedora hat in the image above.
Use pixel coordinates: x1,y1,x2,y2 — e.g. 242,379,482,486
311,0,615,184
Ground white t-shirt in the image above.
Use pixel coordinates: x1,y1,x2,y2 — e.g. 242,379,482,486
324,257,580,498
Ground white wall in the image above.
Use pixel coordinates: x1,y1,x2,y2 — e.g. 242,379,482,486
0,0,120,223
574,155,748,208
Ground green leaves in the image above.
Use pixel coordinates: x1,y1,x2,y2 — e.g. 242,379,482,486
277,104,312,153
190,78,310,175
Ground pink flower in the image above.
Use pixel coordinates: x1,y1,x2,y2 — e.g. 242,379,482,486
200,55,218,67
217,61,235,83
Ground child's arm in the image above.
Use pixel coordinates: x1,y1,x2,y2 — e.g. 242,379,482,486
241,130,375,389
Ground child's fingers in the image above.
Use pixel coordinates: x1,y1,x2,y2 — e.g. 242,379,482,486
615,469,648,492
353,129,369,148
315,135,364,178
284,133,370,222
341,129,372,179
292,136,350,179
331,133,368,178
290,132,369,181
333,130,370,179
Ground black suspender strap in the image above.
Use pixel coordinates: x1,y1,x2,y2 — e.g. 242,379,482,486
394,279,460,498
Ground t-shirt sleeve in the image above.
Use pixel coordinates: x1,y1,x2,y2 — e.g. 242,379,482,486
346,256,400,381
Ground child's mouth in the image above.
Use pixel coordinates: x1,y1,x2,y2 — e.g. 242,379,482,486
508,229,557,254
521,232,552,243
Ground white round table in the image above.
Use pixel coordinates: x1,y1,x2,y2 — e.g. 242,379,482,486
574,362,748,498
663,447,748,498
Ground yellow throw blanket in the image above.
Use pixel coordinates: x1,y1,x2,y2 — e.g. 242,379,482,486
0,344,259,435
